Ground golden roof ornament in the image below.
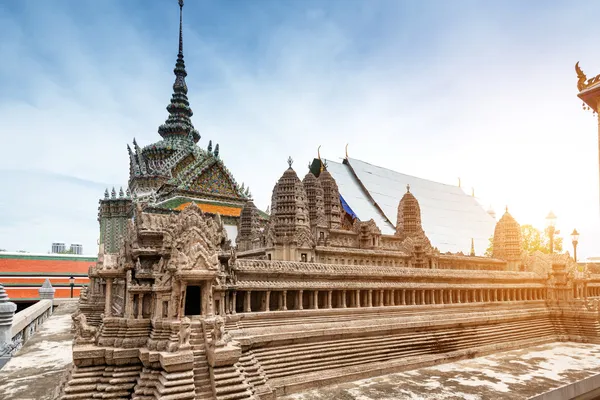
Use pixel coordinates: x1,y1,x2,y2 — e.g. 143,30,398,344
576,62,587,92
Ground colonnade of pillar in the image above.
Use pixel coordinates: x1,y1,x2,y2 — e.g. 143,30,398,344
220,286,547,314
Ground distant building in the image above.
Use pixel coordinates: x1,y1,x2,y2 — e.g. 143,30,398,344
51,242,83,254
51,242,66,254
70,243,83,255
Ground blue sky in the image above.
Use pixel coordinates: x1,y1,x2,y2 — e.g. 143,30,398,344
1,0,599,258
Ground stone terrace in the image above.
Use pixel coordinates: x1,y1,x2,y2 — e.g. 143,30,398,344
281,342,600,400
0,301,77,400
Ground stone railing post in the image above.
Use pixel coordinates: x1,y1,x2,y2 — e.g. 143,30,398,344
0,283,18,366
38,279,56,308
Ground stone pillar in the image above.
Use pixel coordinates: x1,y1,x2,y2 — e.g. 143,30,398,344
355,290,360,308
391,290,395,306
265,291,271,311
368,290,373,307
0,284,17,346
458,290,462,303
401,289,406,305
38,279,55,302
342,290,347,308
411,290,416,305
298,290,304,310
440,289,444,305
479,289,483,302
379,290,384,307
232,292,237,314
494,289,498,302
327,291,332,309
431,290,436,305
314,291,319,309
105,279,113,317
282,290,288,311
245,291,251,312
137,294,144,319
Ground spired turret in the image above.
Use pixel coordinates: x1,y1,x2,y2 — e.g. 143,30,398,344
318,168,342,230
396,185,425,239
492,208,523,271
395,185,436,268
266,158,314,261
157,0,200,143
236,201,263,252
302,171,327,237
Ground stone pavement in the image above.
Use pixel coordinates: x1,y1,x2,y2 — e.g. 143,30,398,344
0,301,77,400
282,342,600,400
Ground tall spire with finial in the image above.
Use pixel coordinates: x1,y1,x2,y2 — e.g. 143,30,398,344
158,0,200,143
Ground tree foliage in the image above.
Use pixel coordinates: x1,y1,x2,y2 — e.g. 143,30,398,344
485,224,564,257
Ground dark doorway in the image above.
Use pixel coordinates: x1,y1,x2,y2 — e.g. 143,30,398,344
184,285,202,316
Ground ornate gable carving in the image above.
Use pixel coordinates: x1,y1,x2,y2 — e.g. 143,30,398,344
189,164,239,197
162,204,225,271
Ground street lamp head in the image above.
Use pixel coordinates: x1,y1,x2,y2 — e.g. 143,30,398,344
545,211,557,228
571,229,580,243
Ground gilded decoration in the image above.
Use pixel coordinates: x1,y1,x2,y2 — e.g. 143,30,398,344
576,61,600,92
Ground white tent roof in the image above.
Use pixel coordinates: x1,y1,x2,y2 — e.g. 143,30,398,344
324,158,495,255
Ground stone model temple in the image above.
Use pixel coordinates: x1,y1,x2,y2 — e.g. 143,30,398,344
56,3,600,399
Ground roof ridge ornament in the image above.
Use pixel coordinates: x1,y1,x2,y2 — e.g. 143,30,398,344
406,184,410,193
287,156,294,168
345,143,349,159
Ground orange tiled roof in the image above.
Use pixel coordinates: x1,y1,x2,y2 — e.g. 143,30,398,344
175,202,242,217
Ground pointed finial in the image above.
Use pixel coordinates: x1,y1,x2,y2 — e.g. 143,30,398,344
119,187,124,198
111,187,116,199
178,0,184,56
214,144,219,157
288,156,294,168
505,205,508,213
471,187,475,197
458,177,461,188
126,188,131,198
208,140,213,153
104,189,109,200
406,184,410,193
470,238,475,257
345,143,349,159
317,145,322,161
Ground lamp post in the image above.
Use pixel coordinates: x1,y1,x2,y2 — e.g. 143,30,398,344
571,229,580,262
545,211,558,254
69,276,75,298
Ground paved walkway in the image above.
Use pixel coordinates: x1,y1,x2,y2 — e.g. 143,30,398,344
0,301,77,400
283,342,600,400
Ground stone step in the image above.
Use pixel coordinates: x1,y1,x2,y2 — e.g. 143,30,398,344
254,314,552,358
215,389,254,400
257,318,555,377
264,328,556,379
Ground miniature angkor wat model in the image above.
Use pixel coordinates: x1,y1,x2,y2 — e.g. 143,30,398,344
56,3,600,399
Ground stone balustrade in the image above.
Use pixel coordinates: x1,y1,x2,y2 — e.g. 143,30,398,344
0,279,55,368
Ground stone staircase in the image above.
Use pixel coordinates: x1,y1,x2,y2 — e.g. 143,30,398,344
242,308,558,395
190,321,214,399
211,364,254,400
58,364,142,399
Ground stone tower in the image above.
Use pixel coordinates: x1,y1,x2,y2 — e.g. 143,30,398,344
302,171,327,241
492,208,523,271
236,201,262,252
396,185,425,239
98,187,133,254
318,168,342,230
267,158,314,261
